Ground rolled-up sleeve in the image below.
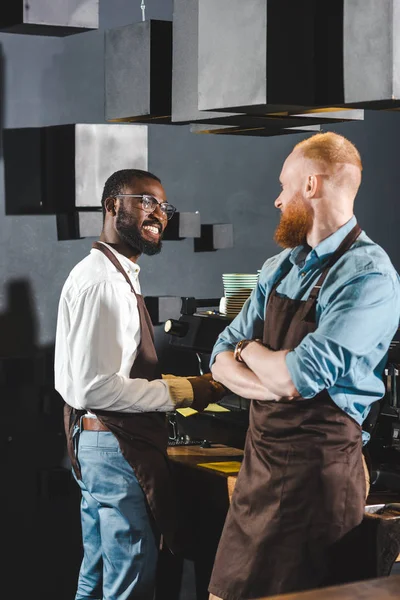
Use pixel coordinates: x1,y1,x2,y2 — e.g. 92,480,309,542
210,282,266,367
210,252,292,367
286,272,400,398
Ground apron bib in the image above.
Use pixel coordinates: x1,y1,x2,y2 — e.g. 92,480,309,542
209,225,366,600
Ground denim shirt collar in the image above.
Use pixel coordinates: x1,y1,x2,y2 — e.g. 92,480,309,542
289,215,357,269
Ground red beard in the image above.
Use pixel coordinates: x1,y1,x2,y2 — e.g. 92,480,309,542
274,193,312,249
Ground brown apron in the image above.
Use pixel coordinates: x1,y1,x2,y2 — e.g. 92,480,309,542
209,225,366,600
64,242,178,551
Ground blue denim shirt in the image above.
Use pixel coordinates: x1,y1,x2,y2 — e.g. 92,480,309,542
210,216,400,443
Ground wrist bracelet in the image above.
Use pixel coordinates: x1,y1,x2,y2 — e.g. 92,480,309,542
234,339,253,363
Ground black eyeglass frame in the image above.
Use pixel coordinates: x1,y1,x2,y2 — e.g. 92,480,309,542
114,194,176,220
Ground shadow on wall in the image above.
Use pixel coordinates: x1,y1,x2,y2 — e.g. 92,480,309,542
0,279,38,357
1,279,81,600
0,44,4,158
0,44,4,159
0,43,4,159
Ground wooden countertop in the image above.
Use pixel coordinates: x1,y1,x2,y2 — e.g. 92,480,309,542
168,444,400,559
168,444,400,504
260,574,400,600
168,444,243,474
168,444,244,499
167,444,244,460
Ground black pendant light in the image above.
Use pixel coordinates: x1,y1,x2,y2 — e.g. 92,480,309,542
105,13,173,124
173,0,363,135
197,0,395,113
198,0,329,114
3,123,148,218
190,123,321,137
0,0,99,36
342,0,400,108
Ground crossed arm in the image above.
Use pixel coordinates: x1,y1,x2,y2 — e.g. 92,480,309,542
211,346,298,401
211,269,400,404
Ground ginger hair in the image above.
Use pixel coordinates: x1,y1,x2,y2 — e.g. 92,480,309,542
294,132,362,171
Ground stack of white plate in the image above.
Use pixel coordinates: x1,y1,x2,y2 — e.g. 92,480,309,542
221,273,259,317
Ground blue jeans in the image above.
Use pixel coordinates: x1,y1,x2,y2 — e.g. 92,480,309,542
72,427,159,600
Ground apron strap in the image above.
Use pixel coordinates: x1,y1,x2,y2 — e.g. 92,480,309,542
271,223,362,301
300,223,362,323
92,241,160,379
266,224,362,325
308,223,362,301
92,241,137,296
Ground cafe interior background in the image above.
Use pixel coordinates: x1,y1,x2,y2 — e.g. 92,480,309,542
2,0,400,598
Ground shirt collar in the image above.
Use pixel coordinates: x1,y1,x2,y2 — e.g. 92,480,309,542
289,215,357,267
93,241,141,275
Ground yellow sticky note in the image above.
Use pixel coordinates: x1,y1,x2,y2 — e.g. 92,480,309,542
197,461,242,474
176,403,230,417
204,403,230,413
176,407,198,417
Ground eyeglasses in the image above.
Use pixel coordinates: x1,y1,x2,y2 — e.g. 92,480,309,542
115,194,176,220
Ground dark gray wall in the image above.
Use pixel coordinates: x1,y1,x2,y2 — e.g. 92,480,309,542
2,2,400,598
0,1,399,348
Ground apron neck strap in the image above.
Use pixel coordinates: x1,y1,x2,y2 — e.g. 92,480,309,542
308,223,362,300
92,242,137,295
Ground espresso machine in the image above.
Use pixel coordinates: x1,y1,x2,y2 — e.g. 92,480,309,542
164,297,250,449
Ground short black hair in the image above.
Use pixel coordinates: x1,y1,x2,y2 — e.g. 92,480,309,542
101,169,161,218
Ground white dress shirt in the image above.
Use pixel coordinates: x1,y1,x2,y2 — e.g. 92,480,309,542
54,242,193,412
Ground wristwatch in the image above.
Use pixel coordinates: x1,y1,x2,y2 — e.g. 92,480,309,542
234,339,254,363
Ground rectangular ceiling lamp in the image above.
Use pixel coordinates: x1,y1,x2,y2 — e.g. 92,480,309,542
74,124,148,207
172,0,234,124
273,108,364,122
3,126,75,215
0,0,99,36
3,124,148,215
198,0,321,114
190,124,321,137
198,0,400,113
342,0,400,108
105,20,173,123
172,0,362,128
198,0,400,114
77,210,103,237
198,110,365,128
56,209,103,240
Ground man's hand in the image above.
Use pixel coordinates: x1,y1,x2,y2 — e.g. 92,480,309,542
187,372,231,412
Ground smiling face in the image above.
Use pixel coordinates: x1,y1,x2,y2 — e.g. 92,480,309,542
273,151,313,248
114,177,168,256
